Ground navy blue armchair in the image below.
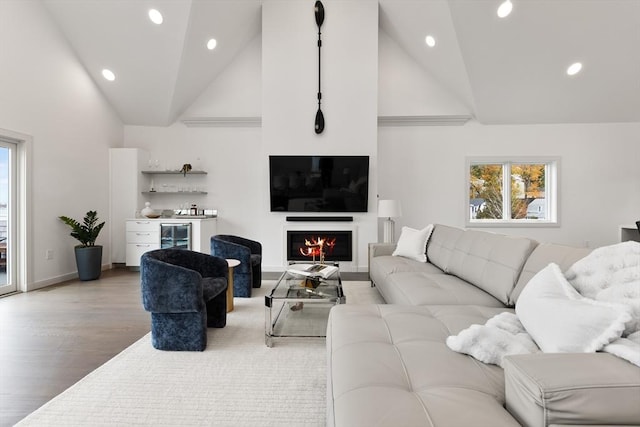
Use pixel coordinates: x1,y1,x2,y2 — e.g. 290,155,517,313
141,249,228,351
211,235,262,298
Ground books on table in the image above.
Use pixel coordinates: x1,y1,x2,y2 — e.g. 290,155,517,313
287,263,338,279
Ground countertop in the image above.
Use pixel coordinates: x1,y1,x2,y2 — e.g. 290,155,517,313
128,216,217,221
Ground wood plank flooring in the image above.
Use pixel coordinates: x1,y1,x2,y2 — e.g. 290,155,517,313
0,269,149,427
0,268,369,426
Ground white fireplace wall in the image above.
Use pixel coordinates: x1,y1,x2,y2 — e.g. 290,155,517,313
261,0,379,272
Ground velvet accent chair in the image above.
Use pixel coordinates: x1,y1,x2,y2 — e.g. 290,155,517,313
211,235,262,298
141,249,228,351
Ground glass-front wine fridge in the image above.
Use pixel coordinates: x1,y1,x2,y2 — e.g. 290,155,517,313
160,223,192,249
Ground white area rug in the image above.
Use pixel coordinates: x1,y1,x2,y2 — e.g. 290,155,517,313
17,281,382,426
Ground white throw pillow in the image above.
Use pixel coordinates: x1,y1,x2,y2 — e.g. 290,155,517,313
516,263,632,353
392,225,434,262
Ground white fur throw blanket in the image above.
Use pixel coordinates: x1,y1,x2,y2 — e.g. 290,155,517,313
447,241,640,368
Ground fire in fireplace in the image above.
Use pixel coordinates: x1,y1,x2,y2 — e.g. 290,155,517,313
287,230,353,262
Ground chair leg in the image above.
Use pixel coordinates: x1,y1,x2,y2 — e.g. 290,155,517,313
206,291,227,328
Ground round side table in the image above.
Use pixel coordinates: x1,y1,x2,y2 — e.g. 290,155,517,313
225,259,240,312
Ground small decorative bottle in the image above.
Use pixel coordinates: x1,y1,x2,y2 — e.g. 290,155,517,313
141,202,154,218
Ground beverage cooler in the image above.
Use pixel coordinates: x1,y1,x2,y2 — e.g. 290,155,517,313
161,223,192,249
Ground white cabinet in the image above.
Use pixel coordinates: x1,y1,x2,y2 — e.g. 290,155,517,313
110,148,149,263
189,219,218,253
125,218,217,267
125,220,160,267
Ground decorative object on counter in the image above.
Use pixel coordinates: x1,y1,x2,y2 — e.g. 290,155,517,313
180,163,192,177
141,202,160,218
190,204,198,215
58,210,105,281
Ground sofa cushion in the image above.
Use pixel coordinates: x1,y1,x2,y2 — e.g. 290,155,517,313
426,224,464,272
504,353,640,427
379,271,506,307
446,230,538,305
327,304,521,427
201,277,227,302
510,243,592,305
369,255,443,286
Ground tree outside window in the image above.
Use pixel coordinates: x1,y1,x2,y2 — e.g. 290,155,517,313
467,158,558,226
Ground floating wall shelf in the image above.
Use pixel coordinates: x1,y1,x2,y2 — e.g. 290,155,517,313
142,191,208,195
141,170,207,175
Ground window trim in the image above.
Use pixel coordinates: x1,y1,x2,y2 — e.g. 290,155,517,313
465,156,560,228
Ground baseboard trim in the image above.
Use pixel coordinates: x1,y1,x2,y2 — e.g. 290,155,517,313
27,264,114,292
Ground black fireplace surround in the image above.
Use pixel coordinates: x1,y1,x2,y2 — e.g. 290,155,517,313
286,230,353,262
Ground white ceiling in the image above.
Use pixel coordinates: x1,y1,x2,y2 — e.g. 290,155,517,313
42,0,640,126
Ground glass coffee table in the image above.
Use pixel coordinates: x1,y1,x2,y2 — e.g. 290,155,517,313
265,264,345,347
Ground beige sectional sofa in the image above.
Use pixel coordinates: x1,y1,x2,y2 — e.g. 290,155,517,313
326,224,640,427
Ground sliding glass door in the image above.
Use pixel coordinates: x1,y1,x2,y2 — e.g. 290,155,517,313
0,141,16,295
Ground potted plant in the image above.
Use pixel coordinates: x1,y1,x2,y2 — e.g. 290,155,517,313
59,210,105,281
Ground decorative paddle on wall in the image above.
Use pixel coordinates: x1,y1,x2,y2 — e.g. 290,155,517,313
314,0,325,134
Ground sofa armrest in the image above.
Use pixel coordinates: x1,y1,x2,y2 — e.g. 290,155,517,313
369,243,396,258
368,243,396,280
504,353,640,427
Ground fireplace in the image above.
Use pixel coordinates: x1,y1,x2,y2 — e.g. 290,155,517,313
286,230,353,262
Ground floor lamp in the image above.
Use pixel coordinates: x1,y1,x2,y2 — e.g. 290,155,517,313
378,200,402,243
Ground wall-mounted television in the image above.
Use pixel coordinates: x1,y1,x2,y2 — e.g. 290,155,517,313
269,155,369,212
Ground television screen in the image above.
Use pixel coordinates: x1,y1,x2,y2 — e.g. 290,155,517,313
269,155,369,212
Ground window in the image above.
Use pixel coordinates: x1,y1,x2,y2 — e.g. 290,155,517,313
466,157,558,227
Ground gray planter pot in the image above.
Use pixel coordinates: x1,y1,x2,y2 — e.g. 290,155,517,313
75,245,103,281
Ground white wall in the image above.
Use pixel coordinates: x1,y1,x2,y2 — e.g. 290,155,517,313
124,34,264,265
377,28,640,248
125,0,380,272
378,31,470,116
123,0,640,278
260,0,379,271
124,123,262,237
0,1,123,289
184,36,262,118
378,124,640,248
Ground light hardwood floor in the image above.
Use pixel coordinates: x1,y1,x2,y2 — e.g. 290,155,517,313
0,269,149,427
0,268,369,426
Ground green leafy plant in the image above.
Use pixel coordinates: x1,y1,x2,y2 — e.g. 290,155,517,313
59,210,105,247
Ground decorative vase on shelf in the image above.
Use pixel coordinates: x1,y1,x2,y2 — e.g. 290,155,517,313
141,202,155,218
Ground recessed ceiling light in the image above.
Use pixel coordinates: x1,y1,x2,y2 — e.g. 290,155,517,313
148,9,163,25
425,35,436,48
497,0,513,18
101,69,115,81
566,62,583,76
207,38,217,50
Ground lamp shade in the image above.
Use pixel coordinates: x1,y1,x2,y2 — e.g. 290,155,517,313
378,200,402,218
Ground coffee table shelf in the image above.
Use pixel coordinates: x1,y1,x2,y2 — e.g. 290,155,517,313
265,266,344,347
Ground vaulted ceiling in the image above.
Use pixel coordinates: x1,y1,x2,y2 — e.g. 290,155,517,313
42,0,640,126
